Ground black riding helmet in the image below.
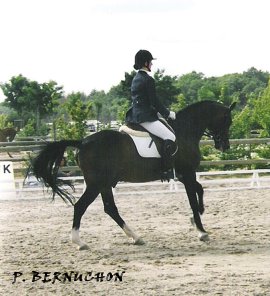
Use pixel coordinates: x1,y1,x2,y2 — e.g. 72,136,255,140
133,50,156,70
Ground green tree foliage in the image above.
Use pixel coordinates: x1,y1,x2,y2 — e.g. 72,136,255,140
88,90,107,124
230,105,254,138
0,104,18,123
170,94,187,112
56,92,92,140
216,67,268,108
153,69,179,107
0,74,63,134
105,71,136,123
117,99,130,123
53,92,92,164
109,71,135,99
197,85,216,101
175,71,205,104
86,72,134,124
0,114,12,129
253,79,270,137
1,67,269,145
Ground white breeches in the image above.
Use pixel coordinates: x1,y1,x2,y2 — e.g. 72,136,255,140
140,120,176,142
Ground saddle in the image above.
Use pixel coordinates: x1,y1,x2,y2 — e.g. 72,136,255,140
119,119,175,158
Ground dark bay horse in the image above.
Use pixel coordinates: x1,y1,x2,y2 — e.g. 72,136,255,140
0,127,17,142
33,100,236,250
0,127,18,158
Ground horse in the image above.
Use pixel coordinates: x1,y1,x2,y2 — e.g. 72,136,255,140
33,100,236,250
0,127,18,158
0,127,17,142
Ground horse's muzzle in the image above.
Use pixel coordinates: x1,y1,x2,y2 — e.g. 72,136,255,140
213,132,230,152
215,140,230,152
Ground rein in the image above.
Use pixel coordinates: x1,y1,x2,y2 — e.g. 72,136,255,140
203,130,214,139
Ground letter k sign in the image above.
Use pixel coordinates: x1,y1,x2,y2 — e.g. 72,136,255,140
0,162,15,198
3,164,11,174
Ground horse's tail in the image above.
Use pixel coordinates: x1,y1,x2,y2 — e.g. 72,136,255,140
33,140,82,205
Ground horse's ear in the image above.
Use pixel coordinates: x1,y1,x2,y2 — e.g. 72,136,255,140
229,102,237,111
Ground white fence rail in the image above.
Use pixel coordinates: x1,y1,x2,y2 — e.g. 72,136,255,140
1,169,269,199
112,169,270,195
1,138,270,198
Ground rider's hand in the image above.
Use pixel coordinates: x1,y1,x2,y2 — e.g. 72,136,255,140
168,111,176,120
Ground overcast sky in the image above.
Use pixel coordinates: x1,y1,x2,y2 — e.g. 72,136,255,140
1,0,269,102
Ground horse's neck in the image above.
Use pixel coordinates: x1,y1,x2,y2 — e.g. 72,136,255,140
176,109,209,142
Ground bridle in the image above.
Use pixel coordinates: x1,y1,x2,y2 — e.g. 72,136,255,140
203,129,222,142
203,109,231,142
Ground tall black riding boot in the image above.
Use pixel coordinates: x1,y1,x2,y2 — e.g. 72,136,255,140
161,140,178,182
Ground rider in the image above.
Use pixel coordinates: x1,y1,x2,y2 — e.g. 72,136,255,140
125,49,177,181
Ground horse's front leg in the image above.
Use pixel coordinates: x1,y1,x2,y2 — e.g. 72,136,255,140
71,185,99,250
182,172,209,242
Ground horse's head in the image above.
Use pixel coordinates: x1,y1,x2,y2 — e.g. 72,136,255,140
206,102,236,152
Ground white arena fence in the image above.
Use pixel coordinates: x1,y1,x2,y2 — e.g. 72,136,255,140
1,138,270,198
2,169,269,199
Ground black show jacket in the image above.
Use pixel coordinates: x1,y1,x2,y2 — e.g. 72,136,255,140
126,70,170,123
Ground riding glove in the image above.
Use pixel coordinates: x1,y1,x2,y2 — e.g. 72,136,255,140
168,111,176,120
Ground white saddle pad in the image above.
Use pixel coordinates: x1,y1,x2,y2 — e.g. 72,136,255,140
129,135,161,158
119,125,161,158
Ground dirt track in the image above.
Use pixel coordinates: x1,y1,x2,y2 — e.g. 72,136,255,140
0,188,270,295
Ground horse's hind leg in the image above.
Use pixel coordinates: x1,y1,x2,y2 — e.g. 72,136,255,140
101,187,144,245
71,185,99,250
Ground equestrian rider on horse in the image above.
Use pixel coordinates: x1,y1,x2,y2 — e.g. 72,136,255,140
125,49,177,181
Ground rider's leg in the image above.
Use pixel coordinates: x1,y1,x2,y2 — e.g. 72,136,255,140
161,139,178,178
140,121,177,181
140,120,176,141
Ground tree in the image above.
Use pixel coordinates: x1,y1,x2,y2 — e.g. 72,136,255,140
56,92,92,140
0,114,12,129
109,71,135,99
107,71,134,123
170,94,187,112
54,92,92,164
175,71,204,104
253,79,270,137
154,69,178,107
116,98,130,123
230,105,254,138
216,68,269,108
0,75,63,134
198,85,216,101
0,103,18,124
88,90,106,126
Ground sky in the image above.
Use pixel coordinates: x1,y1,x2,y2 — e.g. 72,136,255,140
1,0,270,102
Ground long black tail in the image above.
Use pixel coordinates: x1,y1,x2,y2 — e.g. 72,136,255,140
33,140,82,205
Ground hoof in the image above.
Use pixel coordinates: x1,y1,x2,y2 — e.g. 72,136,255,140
78,244,89,251
199,232,209,242
134,238,145,245
198,207,205,215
